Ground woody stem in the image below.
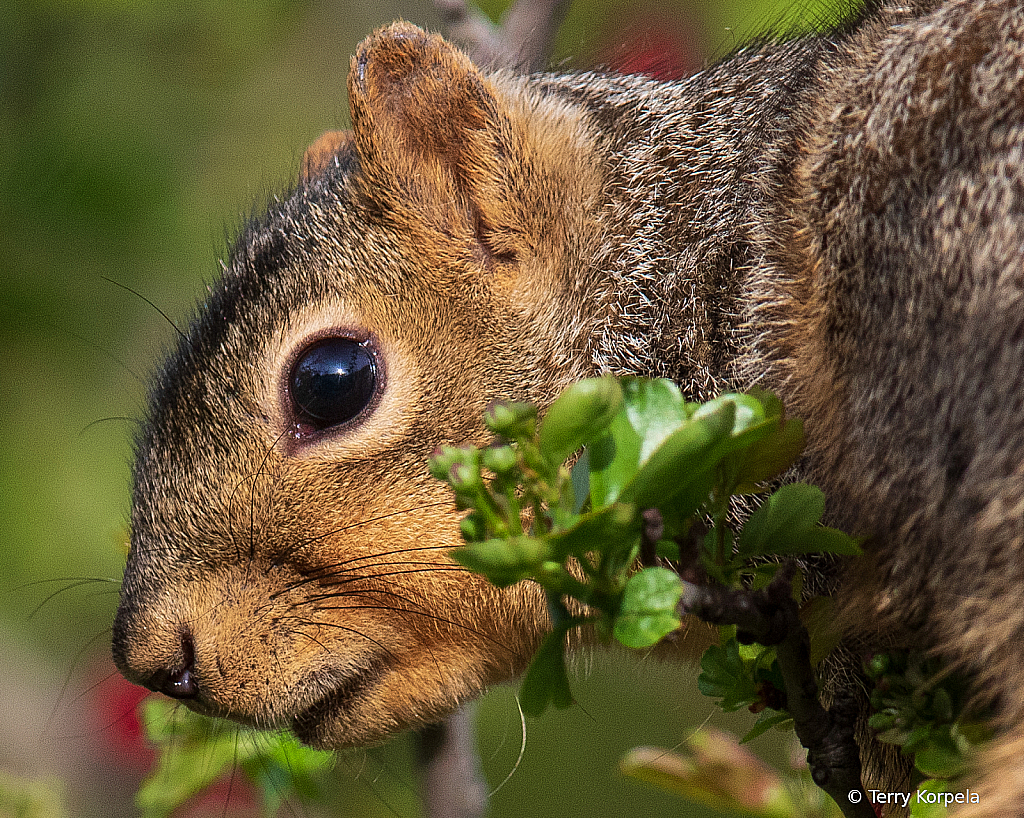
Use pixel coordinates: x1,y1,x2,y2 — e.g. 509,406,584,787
681,565,876,818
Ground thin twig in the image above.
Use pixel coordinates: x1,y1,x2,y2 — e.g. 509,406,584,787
640,508,663,567
433,0,571,70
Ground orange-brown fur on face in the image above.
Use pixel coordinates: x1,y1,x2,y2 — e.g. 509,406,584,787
114,6,1024,814
112,22,607,750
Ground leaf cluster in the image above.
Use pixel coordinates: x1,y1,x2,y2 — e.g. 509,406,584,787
865,651,991,781
698,639,793,743
429,377,860,718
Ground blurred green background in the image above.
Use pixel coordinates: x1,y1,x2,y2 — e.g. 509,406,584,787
2,0,835,815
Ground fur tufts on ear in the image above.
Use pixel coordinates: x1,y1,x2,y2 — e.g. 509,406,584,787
301,130,355,181
346,22,516,267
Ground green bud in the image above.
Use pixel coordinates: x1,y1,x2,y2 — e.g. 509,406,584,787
538,377,624,465
481,444,518,475
484,401,538,438
452,536,552,587
866,653,890,678
868,712,897,732
448,447,482,490
428,445,464,482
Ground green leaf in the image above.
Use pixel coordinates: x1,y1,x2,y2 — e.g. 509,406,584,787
698,640,759,712
777,525,862,557
138,705,254,818
620,378,692,463
620,730,798,818
570,448,591,514
544,502,638,563
741,710,792,743
588,378,694,509
909,781,953,818
732,417,805,489
519,628,575,717
538,376,623,465
738,483,824,556
912,728,970,778
614,567,684,648
588,412,645,510
738,484,861,557
137,700,331,818
614,400,737,509
722,389,806,489
242,735,331,815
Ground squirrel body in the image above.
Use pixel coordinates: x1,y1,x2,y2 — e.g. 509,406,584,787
113,1,1024,813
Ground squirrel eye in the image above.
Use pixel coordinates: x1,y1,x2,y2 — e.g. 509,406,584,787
288,337,378,433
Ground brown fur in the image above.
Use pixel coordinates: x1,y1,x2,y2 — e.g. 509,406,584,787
113,4,1024,814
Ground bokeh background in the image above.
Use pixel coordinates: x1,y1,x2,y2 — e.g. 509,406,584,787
3,0,836,815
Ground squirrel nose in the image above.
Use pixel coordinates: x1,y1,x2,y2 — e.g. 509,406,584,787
147,629,199,700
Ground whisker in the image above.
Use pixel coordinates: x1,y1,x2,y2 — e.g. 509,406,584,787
46,629,118,734
299,565,452,593
225,467,254,566
489,695,527,798
310,543,452,571
50,321,147,385
97,686,157,739
79,415,143,436
249,430,290,563
274,546,455,598
102,275,186,341
338,753,405,818
293,629,332,656
247,730,309,818
221,438,287,568
15,576,121,620
43,650,122,744
302,562,466,596
12,575,121,592
304,565,470,590
310,601,516,658
224,734,242,818
296,620,400,662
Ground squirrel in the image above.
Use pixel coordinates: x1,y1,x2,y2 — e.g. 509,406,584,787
111,0,1024,814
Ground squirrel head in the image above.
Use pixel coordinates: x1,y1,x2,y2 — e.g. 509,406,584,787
112,22,605,748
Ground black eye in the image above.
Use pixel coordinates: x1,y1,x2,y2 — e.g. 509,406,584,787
289,337,378,433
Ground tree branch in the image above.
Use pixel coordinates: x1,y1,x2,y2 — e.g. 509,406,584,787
433,0,571,70
681,564,876,818
415,705,488,818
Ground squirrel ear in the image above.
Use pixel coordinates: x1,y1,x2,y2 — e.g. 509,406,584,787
347,22,514,264
301,130,354,181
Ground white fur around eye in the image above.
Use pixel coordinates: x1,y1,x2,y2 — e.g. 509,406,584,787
261,299,422,461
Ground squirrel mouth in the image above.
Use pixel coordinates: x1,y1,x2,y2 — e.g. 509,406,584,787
289,660,384,747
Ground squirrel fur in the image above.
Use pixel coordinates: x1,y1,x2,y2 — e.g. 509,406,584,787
112,1,1024,813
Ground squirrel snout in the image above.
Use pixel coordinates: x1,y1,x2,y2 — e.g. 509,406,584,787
112,606,201,702
144,628,200,700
